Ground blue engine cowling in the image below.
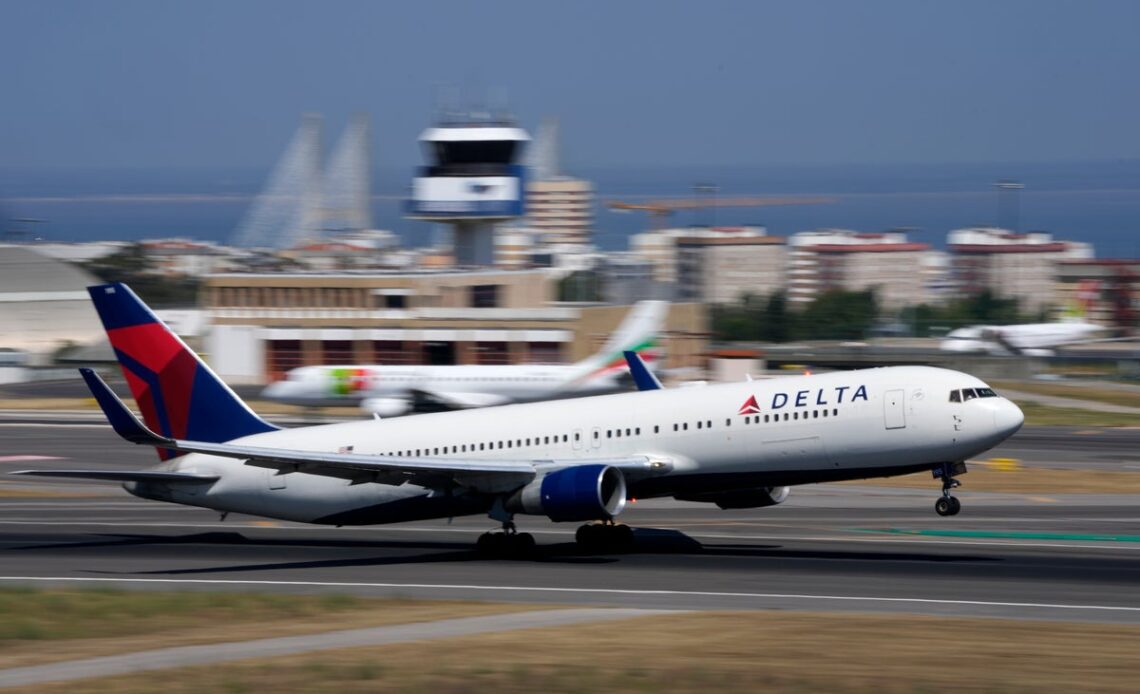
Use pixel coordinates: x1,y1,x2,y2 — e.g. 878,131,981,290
507,464,627,522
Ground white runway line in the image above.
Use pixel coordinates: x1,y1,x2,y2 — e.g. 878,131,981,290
0,576,1137,615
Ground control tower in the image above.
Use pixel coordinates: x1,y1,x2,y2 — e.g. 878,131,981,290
405,114,529,266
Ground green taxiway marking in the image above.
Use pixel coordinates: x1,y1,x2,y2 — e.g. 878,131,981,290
854,528,1140,543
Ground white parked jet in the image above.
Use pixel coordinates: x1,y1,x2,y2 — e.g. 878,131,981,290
16,284,1024,555
261,301,668,416
939,319,1111,357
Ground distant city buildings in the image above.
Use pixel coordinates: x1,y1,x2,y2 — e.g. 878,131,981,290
948,227,1094,314
675,231,786,304
787,230,933,310
632,226,767,284
525,178,594,246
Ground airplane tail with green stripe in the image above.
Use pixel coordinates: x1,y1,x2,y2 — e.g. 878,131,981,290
566,301,667,389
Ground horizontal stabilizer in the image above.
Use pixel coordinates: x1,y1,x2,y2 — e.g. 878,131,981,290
79,367,166,445
11,470,219,483
623,350,663,391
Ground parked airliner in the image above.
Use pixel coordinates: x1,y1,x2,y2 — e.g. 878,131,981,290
261,301,667,416
939,319,1111,357
16,284,1024,555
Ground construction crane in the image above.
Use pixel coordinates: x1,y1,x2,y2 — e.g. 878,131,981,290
607,195,836,230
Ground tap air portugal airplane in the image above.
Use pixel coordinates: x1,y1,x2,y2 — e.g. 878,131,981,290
261,301,668,416
16,284,1024,555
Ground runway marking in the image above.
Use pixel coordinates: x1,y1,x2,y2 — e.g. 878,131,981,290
0,455,65,462
856,528,1140,543
0,576,1137,616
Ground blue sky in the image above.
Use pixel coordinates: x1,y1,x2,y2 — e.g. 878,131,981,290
2,0,1138,170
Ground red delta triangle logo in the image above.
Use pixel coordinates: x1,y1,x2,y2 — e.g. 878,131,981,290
738,395,761,415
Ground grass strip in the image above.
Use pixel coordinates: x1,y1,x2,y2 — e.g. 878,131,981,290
0,588,539,670
838,464,1140,494
22,611,1140,693
992,380,1140,410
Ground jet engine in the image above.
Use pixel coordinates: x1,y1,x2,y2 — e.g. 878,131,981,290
675,486,790,509
507,464,627,522
360,398,410,417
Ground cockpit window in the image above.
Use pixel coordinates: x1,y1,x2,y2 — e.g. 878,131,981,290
962,388,978,401
949,390,961,403
976,387,997,398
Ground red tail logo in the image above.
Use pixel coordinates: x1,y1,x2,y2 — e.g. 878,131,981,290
738,395,761,415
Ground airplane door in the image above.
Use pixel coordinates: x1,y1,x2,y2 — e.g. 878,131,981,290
884,389,906,429
590,426,602,449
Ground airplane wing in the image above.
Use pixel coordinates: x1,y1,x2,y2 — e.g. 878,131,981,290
73,368,669,494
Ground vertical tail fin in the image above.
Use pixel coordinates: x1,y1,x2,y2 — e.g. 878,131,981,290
566,301,668,388
88,283,277,459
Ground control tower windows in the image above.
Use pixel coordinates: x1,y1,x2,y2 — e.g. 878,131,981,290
428,141,518,176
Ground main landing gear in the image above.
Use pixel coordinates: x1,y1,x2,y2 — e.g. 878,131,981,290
575,520,635,553
933,461,966,517
476,521,536,558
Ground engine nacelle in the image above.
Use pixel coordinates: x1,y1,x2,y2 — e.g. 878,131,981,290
675,486,790,510
360,397,410,417
507,464,627,522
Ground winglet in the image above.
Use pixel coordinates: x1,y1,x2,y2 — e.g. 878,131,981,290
79,368,172,447
622,350,663,391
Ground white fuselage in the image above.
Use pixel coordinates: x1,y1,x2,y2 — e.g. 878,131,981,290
133,366,1023,525
262,363,617,403
940,321,1108,355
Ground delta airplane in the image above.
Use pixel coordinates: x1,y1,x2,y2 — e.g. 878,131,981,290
261,301,667,416
16,284,1024,555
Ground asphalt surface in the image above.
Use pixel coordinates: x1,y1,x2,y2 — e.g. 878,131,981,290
1,420,1138,624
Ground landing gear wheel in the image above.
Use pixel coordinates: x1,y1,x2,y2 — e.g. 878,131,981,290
476,531,535,558
935,496,961,517
575,522,635,553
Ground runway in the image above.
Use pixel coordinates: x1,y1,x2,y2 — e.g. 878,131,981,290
2,421,1138,623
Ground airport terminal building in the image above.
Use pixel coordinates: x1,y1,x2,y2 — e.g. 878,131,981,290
203,269,706,384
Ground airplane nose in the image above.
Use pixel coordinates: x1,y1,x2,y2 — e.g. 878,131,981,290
994,399,1024,438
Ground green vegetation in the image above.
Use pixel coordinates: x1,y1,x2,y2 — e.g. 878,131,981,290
711,289,878,342
0,588,365,644
557,270,602,302
83,243,199,307
37,611,1140,693
712,288,1051,342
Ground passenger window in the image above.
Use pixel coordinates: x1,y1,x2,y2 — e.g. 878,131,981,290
764,414,770,423
654,425,660,434
697,421,703,429
636,428,641,435
707,420,712,428
683,423,688,431
832,408,838,416
626,428,631,436
813,411,819,419
783,413,789,421
949,390,961,403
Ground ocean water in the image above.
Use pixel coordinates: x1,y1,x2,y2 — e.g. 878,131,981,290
2,160,1138,257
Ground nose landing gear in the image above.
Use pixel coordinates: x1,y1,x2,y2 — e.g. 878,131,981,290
933,461,966,516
